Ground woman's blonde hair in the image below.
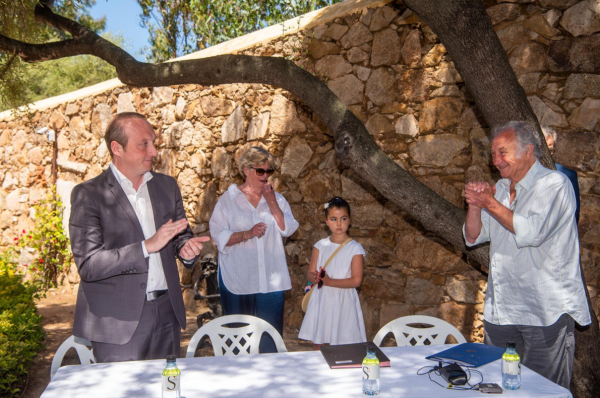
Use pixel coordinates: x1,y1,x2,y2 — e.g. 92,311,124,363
238,146,275,178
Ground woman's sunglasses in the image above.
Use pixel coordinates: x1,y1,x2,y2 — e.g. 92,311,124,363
251,167,275,177
318,269,326,289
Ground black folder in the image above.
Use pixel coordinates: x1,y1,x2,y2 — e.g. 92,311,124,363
319,342,391,369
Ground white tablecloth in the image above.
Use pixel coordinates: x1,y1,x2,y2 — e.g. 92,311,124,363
41,345,572,398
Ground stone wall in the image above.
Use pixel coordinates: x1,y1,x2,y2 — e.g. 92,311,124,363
1,0,599,342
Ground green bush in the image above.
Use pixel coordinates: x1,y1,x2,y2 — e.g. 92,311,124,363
0,252,44,398
17,187,72,293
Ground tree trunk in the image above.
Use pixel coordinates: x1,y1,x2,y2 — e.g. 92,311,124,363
401,1,599,396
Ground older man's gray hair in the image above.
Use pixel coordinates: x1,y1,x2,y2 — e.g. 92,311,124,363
541,126,557,142
492,121,542,160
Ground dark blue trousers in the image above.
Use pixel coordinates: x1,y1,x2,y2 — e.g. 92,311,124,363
218,271,285,353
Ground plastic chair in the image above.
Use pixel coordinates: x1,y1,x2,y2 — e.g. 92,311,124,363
373,315,467,347
50,335,96,379
185,315,287,357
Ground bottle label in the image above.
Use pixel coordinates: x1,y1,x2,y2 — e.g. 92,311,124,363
162,375,180,392
363,365,380,380
502,360,521,376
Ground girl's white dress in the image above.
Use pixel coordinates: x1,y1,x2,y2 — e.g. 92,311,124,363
299,237,367,345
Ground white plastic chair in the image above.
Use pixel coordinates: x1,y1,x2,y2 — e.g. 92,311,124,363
185,315,287,357
373,315,467,347
50,335,96,379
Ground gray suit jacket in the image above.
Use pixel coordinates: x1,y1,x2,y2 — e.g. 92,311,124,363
69,168,196,345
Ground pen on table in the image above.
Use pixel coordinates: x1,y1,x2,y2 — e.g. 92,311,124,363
335,360,353,364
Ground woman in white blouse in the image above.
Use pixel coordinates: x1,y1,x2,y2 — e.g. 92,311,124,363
209,147,299,353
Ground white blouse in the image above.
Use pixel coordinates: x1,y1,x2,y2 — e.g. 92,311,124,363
209,184,299,294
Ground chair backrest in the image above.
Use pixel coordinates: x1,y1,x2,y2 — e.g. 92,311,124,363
373,315,467,347
50,336,96,379
185,315,287,357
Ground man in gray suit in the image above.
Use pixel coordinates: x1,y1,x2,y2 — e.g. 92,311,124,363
69,112,209,362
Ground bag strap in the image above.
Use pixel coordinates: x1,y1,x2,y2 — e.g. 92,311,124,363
321,238,353,271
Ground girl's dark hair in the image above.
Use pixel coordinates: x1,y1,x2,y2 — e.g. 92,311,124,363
324,196,351,218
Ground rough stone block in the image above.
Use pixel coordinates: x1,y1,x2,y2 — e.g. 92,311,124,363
419,97,464,132
328,74,364,105
568,97,600,130
401,29,422,65
281,136,313,178
309,40,341,59
369,5,399,31
528,96,568,127
152,86,174,106
269,95,306,135
487,3,521,25
549,35,600,73
117,92,135,113
563,73,600,99
509,41,548,75
560,0,600,37
365,114,394,135
247,112,270,141
395,114,419,138
405,277,443,305
340,22,373,49
221,106,245,143
91,103,113,137
371,29,400,66
366,68,398,106
315,55,353,79
211,147,232,179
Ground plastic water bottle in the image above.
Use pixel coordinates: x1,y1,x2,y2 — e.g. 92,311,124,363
162,355,181,398
502,341,521,390
362,343,380,395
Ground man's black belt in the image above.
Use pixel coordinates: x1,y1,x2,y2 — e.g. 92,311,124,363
146,290,168,301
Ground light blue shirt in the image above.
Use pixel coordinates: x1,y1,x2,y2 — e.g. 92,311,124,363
464,161,591,327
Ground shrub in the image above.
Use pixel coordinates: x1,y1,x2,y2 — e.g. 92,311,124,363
17,186,72,293
0,252,44,398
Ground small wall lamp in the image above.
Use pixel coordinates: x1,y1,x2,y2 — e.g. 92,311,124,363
35,126,56,142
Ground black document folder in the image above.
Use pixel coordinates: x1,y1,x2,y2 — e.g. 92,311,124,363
319,342,391,369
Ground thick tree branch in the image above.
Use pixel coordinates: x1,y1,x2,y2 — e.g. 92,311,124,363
34,0,90,38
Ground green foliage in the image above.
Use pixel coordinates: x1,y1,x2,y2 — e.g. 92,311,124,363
0,260,44,398
0,0,116,112
138,0,343,62
17,187,72,293
13,33,123,109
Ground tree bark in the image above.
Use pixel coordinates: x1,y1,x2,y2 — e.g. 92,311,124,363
401,1,599,397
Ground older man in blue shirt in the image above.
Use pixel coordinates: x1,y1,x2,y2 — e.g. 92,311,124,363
463,121,590,390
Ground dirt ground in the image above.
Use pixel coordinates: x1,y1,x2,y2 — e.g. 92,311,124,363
22,287,312,398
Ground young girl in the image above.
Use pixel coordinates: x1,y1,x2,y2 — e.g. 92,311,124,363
299,197,367,349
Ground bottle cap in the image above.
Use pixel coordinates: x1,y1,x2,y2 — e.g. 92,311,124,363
166,355,177,361
366,343,376,353
506,341,516,349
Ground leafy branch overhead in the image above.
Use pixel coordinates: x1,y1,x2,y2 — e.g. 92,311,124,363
137,0,343,62
0,0,115,111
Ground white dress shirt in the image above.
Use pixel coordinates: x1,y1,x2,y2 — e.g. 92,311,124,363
464,160,591,327
209,184,299,294
110,163,167,294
